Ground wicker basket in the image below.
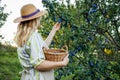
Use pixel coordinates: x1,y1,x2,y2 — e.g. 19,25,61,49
43,46,68,62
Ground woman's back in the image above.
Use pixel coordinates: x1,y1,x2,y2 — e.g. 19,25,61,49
17,31,54,80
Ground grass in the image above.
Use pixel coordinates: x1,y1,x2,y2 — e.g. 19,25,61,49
0,45,22,80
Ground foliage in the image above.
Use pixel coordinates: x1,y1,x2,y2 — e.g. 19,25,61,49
0,1,20,80
0,0,9,42
41,0,120,80
0,44,21,80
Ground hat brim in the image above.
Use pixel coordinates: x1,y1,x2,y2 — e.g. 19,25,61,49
14,10,47,23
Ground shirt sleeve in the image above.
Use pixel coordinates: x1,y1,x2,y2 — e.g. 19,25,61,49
28,32,45,68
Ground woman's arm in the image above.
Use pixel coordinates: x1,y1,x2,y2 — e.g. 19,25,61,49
35,54,69,71
45,23,61,46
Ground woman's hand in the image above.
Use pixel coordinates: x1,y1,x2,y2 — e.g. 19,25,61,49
52,22,61,31
61,54,69,66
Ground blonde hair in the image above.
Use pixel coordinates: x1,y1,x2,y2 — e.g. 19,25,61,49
14,18,40,47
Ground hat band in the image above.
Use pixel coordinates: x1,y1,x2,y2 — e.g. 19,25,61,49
22,9,40,18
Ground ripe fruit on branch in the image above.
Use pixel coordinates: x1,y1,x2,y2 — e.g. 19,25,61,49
92,4,97,9
58,18,62,23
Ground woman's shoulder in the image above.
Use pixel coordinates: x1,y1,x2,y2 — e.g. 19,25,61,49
27,31,42,42
28,31,37,39
32,30,41,36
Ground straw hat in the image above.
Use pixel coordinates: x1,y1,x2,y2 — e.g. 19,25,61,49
14,4,47,23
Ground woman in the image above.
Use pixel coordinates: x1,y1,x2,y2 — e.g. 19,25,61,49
14,4,69,80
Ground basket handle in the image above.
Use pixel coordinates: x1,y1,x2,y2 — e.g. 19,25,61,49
43,47,48,54
62,45,68,51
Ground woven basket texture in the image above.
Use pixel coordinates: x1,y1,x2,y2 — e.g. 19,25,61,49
44,49,68,62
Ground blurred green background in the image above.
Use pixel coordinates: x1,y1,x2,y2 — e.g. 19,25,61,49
0,0,120,80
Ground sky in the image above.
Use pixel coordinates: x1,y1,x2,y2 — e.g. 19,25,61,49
0,0,44,46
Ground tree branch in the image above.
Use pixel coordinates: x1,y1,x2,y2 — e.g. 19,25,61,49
104,32,120,50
